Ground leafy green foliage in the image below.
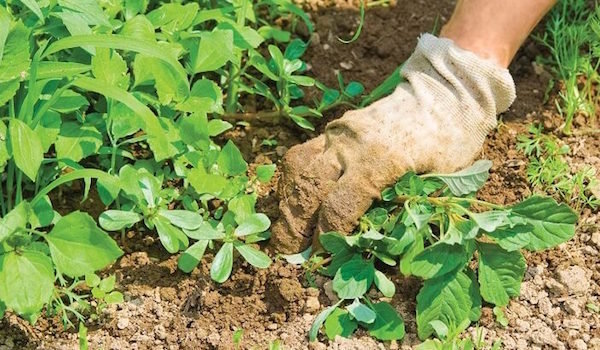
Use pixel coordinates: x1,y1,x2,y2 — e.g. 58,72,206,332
306,161,577,343
517,124,599,210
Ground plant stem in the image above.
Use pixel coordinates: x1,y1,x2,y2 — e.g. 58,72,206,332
394,195,505,210
15,170,23,205
0,181,6,216
6,162,14,210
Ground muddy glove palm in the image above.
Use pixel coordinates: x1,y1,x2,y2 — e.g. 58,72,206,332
271,34,516,253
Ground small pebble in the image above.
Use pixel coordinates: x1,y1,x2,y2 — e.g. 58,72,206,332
117,317,130,330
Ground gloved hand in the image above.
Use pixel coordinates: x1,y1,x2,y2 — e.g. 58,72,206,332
271,34,516,253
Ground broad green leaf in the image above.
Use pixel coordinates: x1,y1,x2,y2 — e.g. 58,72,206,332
179,113,210,150
152,216,188,254
485,225,531,252
344,82,364,97
374,270,396,297
147,3,198,32
29,196,54,229
188,170,227,196
99,275,115,292
284,39,308,60
0,201,29,243
120,14,155,40
133,55,189,104
55,122,103,162
0,250,54,320
92,48,129,89
324,307,357,340
411,241,472,279
58,0,111,27
208,119,232,136
256,164,276,182
427,160,492,196
55,11,94,53
510,196,577,251
282,246,312,265
333,256,374,299
36,62,91,80
367,302,405,341
99,210,142,231
17,0,44,22
46,212,123,278
110,102,144,140
34,110,61,152
234,242,271,268
105,291,124,304
43,34,188,84
234,213,270,237
50,89,89,113
346,299,376,323
178,240,209,273
400,233,424,276
8,119,43,181
216,22,263,49
469,211,509,233
0,79,19,111
183,222,225,240
217,140,248,176
309,301,342,341
0,21,30,82
416,271,475,340
211,242,233,283
72,77,172,161
158,209,203,230
319,232,351,255
190,29,234,73
228,194,256,224
477,242,526,306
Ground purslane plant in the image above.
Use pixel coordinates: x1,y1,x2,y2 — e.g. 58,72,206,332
304,160,577,343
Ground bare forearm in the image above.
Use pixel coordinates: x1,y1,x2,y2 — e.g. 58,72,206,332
440,0,557,67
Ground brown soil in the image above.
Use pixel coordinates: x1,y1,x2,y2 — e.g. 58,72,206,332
1,1,600,350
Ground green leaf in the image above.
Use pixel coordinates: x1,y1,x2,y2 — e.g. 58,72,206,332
18,0,44,22
152,216,188,254
133,55,189,104
344,82,364,97
37,62,91,80
158,209,203,230
324,307,357,340
34,110,61,152
58,0,111,27
208,119,232,136
346,299,376,323
50,89,90,113
46,212,123,278
190,29,234,73
319,232,351,255
309,301,342,341
0,79,19,107
92,48,129,90
43,34,188,85
99,275,116,292
0,21,30,82
104,291,124,304
8,119,43,181
493,306,509,327
485,225,531,252
178,240,209,273
0,201,29,243
400,233,424,276
367,302,405,341
234,242,271,268
184,222,225,240
0,249,54,320
147,3,198,32
477,242,526,307
211,242,233,283
120,14,155,40
427,160,492,196
256,164,276,182
99,210,142,231
110,102,144,140
374,270,396,297
72,77,173,161
188,170,228,196
333,256,374,299
411,241,472,279
55,122,103,162
469,211,509,233
510,196,577,251
234,213,270,237
416,271,475,340
85,273,100,287
228,194,256,224
217,140,248,176
284,39,308,60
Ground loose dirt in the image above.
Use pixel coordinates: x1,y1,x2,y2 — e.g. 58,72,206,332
1,1,599,349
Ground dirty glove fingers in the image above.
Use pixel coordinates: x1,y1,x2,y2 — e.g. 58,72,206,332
315,172,381,236
271,136,342,253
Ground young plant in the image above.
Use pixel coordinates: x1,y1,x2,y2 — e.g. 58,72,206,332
517,124,599,210
305,160,577,343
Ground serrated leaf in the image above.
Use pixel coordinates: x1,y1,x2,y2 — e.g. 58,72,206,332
477,242,526,306
55,122,103,163
416,271,475,340
99,210,142,231
46,212,123,278
190,29,234,73
0,249,54,319
428,160,492,196
211,242,233,283
333,256,374,299
510,196,577,251
367,302,405,341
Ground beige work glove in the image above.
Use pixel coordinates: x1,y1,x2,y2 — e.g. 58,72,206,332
271,34,516,253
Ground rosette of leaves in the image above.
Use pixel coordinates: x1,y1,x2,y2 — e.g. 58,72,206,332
308,160,577,343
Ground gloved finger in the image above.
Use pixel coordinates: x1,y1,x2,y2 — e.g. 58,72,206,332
315,171,381,236
270,136,342,253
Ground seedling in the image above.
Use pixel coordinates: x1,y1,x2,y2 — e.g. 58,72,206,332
303,161,577,342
